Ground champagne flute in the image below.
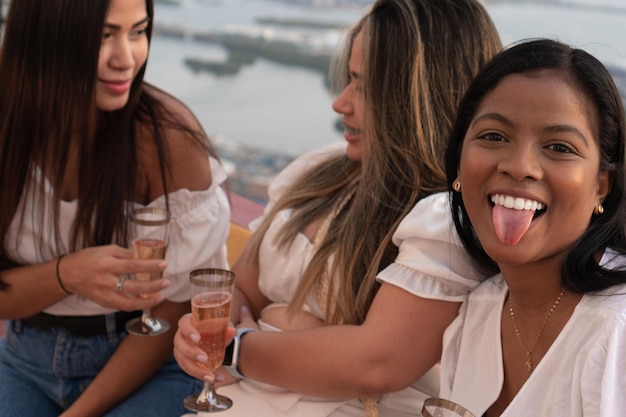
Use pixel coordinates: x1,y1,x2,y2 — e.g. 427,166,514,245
184,268,235,413
125,207,171,336
422,398,476,417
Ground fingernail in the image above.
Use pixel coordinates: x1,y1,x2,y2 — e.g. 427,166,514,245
203,374,215,383
214,373,225,382
196,354,208,363
158,261,167,270
160,280,170,289
190,333,200,344
241,305,249,314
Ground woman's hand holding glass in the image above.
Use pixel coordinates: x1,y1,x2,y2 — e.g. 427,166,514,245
174,308,251,385
56,244,169,312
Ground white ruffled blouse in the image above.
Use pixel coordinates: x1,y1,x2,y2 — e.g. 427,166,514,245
439,249,626,417
6,156,230,316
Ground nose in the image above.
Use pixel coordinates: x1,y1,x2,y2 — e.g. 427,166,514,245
109,38,134,70
332,84,354,116
497,142,544,181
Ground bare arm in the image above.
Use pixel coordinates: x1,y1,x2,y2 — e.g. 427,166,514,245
235,282,460,397
175,282,459,397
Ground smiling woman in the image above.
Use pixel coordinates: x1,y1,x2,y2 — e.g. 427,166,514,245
0,0,230,416
96,1,150,111
442,38,626,417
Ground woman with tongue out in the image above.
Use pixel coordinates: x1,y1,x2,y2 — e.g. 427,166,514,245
441,39,626,416
0,0,230,416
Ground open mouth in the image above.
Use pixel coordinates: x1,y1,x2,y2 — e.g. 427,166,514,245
488,193,547,245
490,193,546,219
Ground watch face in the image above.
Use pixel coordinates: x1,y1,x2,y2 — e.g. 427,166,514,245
222,339,235,366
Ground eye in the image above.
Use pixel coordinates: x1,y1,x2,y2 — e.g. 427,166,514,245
131,27,148,38
478,132,506,142
546,143,576,154
102,32,112,40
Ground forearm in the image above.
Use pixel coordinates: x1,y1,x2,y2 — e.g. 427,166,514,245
237,286,460,398
61,300,190,417
237,324,419,397
0,259,68,318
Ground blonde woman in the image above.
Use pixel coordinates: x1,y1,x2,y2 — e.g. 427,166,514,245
175,0,501,415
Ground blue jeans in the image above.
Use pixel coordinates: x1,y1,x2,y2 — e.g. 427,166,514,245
0,318,203,417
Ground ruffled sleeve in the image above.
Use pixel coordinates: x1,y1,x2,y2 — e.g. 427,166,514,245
144,156,230,302
377,192,486,302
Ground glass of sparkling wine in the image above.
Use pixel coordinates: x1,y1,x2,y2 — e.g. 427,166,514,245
421,398,476,417
125,207,170,336
184,268,235,413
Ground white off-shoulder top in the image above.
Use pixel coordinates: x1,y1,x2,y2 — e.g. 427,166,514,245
251,142,485,315
5,156,230,316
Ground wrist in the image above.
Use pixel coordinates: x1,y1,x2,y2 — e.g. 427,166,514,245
223,328,256,379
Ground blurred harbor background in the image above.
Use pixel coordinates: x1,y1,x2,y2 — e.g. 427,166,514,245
2,0,625,203
144,0,625,203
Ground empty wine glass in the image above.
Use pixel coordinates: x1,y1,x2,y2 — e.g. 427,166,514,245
125,207,170,336
183,268,235,412
422,398,476,417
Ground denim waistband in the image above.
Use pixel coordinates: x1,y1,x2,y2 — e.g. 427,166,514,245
21,311,141,337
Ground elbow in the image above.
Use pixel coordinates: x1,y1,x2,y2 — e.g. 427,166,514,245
352,361,416,397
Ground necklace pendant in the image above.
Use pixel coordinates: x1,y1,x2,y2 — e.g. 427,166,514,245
524,352,533,372
524,360,532,372
525,351,533,372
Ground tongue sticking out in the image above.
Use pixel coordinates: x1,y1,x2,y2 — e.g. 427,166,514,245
492,204,535,245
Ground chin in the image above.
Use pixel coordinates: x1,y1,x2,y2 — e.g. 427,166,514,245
345,144,364,161
96,95,130,112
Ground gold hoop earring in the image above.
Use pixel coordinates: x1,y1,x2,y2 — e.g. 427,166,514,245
452,179,461,192
595,204,604,215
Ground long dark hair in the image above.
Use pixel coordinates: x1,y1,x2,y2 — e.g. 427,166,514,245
445,39,626,292
0,0,215,288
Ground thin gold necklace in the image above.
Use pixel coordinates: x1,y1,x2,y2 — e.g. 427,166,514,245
507,288,566,372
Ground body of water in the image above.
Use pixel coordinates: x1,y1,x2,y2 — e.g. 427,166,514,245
146,0,626,157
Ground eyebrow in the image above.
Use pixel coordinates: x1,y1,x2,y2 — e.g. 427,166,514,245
471,112,590,145
471,112,511,127
543,125,589,145
104,17,150,31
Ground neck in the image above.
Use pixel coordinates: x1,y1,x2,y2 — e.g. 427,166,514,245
499,258,564,309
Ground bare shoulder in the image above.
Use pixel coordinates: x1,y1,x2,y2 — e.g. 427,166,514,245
138,85,215,201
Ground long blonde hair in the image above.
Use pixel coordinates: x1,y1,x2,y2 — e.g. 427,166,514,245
250,0,502,325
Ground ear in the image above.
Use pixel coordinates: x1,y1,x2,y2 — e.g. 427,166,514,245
596,170,611,206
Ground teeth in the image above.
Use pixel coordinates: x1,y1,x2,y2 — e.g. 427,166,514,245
491,194,544,211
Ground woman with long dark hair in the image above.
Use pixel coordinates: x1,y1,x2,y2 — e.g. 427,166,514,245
0,0,229,415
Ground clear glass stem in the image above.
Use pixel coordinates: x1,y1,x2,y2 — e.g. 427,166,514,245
196,381,218,405
184,380,233,412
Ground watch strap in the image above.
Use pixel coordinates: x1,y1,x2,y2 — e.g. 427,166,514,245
225,328,257,379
